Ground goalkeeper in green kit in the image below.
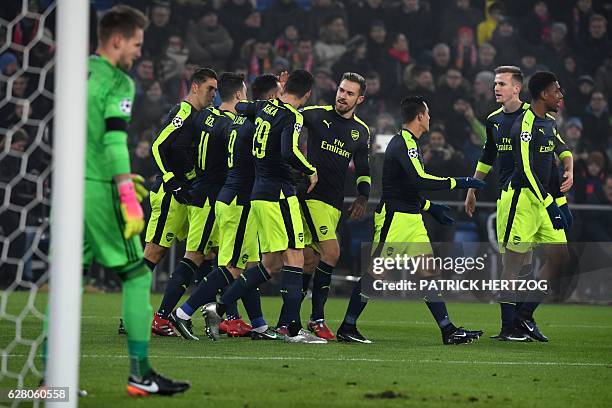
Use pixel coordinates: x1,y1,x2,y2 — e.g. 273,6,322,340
83,5,189,396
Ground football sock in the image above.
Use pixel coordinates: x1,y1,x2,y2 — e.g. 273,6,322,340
221,282,240,319
192,259,213,286
311,261,333,320
343,278,369,325
517,288,548,320
181,267,234,317
515,263,533,313
123,266,153,377
242,287,264,325
219,263,271,316
157,258,196,318
280,266,304,327
302,272,313,297
423,290,451,329
499,289,517,331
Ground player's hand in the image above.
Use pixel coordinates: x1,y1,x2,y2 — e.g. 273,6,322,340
558,203,573,229
454,177,485,190
464,189,477,217
307,171,318,194
349,195,367,220
130,174,149,203
164,177,191,204
278,70,289,91
427,202,455,225
560,170,573,193
118,181,145,239
545,202,567,230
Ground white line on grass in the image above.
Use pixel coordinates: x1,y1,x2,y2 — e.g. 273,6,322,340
7,354,611,367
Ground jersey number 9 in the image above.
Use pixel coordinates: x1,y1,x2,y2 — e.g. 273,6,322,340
252,117,271,159
228,129,237,168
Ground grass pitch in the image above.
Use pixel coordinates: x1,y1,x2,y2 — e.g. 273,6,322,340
2,292,612,407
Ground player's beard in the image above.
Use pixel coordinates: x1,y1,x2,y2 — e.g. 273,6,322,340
336,99,356,115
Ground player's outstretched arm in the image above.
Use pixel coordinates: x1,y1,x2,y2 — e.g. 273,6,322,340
465,122,496,217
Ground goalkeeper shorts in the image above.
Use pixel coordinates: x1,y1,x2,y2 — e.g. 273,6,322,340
215,198,260,270
300,199,341,249
83,180,143,268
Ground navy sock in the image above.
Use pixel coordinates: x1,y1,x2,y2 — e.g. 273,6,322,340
242,287,264,325
192,259,213,286
280,266,304,327
220,263,271,313
498,290,516,331
276,302,289,328
144,258,156,271
221,282,241,319
311,261,333,320
343,278,369,326
518,288,548,320
182,267,234,316
423,289,451,329
157,258,196,318
515,263,533,314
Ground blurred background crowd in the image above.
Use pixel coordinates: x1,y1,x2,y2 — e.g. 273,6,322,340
1,0,611,285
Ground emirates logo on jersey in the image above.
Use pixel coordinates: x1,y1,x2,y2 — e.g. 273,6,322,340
520,131,532,142
172,116,184,128
408,147,419,158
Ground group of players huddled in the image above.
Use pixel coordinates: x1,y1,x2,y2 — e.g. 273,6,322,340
78,5,573,397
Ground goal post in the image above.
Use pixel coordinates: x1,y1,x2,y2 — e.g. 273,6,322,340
46,0,89,405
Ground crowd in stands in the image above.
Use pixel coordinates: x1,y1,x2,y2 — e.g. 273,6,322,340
1,0,611,260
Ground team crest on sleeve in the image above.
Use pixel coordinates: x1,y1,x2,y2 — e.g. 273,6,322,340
408,147,419,158
172,116,184,128
520,131,532,142
119,98,132,115
351,129,360,140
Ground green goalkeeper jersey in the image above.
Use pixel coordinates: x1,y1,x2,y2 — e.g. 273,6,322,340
86,54,135,182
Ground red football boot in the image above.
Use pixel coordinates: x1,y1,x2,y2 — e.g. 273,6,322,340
220,317,252,337
151,313,179,337
307,319,336,340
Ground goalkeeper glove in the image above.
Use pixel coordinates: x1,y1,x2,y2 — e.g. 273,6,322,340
131,174,149,203
454,177,486,189
426,202,455,225
164,177,192,204
118,180,145,239
545,201,567,230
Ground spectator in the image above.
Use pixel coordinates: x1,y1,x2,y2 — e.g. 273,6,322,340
595,50,612,107
580,91,610,153
540,22,573,72
468,42,497,80
575,151,606,203
332,35,371,82
130,137,158,184
577,14,610,75
348,0,387,36
132,57,155,99
566,74,595,116
388,0,434,57
359,71,387,127
243,38,275,82
430,43,451,82
442,97,474,148
439,0,483,45
309,0,347,38
289,36,316,72
143,1,173,59
471,71,497,121
453,26,478,76
130,80,171,140
314,15,348,70
0,52,19,76
477,1,503,45
380,32,411,98
158,34,188,81
274,23,300,58
374,112,396,134
557,54,581,99
219,0,259,59
406,65,435,104
422,127,465,198
186,8,233,71
569,0,595,45
433,67,470,121
263,0,310,39
519,51,547,77
163,59,197,104
579,174,612,241
521,0,552,45
563,117,588,162
491,18,523,64
310,67,336,104
365,20,387,69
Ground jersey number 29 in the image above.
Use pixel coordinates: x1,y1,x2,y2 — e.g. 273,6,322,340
252,117,271,159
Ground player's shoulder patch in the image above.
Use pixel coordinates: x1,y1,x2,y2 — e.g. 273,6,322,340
520,131,532,142
118,98,132,115
407,147,419,159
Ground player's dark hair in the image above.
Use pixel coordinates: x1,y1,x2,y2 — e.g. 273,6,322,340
98,5,149,44
190,67,217,87
341,72,367,96
528,71,558,100
494,65,523,84
218,72,245,102
400,95,427,123
251,74,279,100
284,69,313,98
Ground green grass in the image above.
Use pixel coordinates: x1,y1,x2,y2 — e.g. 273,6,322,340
2,292,612,407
